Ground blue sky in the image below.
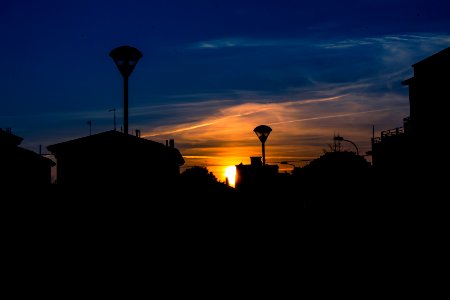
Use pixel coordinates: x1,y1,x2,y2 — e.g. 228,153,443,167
1,0,449,180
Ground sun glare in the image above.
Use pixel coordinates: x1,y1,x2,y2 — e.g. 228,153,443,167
224,166,236,187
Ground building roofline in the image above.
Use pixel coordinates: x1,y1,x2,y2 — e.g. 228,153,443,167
402,77,414,85
0,128,24,146
46,130,185,166
412,47,450,68
15,147,56,167
47,130,163,152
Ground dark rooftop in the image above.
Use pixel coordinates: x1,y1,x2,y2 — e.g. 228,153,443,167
47,130,185,166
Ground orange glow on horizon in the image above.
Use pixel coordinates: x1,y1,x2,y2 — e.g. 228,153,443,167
224,166,236,187
180,154,318,188
145,94,406,182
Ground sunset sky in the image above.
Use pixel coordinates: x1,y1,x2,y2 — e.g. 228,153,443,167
1,0,450,183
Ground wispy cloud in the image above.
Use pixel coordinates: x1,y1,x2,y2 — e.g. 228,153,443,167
313,34,450,50
15,32,447,181
140,91,408,166
191,37,306,49
268,108,392,125
142,95,344,137
192,33,450,52
185,33,449,101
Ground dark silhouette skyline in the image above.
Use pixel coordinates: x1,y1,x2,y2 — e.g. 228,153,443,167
371,46,449,199
2,1,449,180
1,128,54,194
1,46,449,204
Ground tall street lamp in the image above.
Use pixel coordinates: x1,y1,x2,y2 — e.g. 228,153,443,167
254,125,272,166
109,45,143,135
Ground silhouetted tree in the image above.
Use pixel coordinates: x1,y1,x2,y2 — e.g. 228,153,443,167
294,151,373,207
179,166,235,197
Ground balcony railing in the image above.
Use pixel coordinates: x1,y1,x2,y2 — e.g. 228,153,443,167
381,127,404,138
372,126,406,144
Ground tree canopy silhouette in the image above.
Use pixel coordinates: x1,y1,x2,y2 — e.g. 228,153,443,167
179,166,235,196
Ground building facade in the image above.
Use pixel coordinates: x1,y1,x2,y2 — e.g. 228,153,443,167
235,157,279,193
0,128,55,193
47,130,184,195
372,47,449,190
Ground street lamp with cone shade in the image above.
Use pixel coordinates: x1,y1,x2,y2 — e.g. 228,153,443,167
254,125,272,166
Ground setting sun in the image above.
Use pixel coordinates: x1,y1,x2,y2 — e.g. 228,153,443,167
224,166,236,187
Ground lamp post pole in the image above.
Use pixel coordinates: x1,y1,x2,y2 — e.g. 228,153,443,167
123,76,129,135
261,140,266,166
343,138,359,156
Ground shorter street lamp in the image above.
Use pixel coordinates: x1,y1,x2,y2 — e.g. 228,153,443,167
254,125,272,166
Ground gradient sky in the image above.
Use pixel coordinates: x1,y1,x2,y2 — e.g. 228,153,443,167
1,0,450,183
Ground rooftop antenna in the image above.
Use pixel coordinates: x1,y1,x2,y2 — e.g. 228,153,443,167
109,108,117,131
87,120,92,136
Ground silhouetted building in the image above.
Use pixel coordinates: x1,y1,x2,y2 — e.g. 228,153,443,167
0,128,55,192
47,130,184,195
403,47,450,190
235,156,279,193
372,47,449,186
371,118,413,179
402,46,450,148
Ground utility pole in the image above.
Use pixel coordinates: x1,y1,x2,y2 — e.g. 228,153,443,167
109,108,116,131
87,120,92,136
